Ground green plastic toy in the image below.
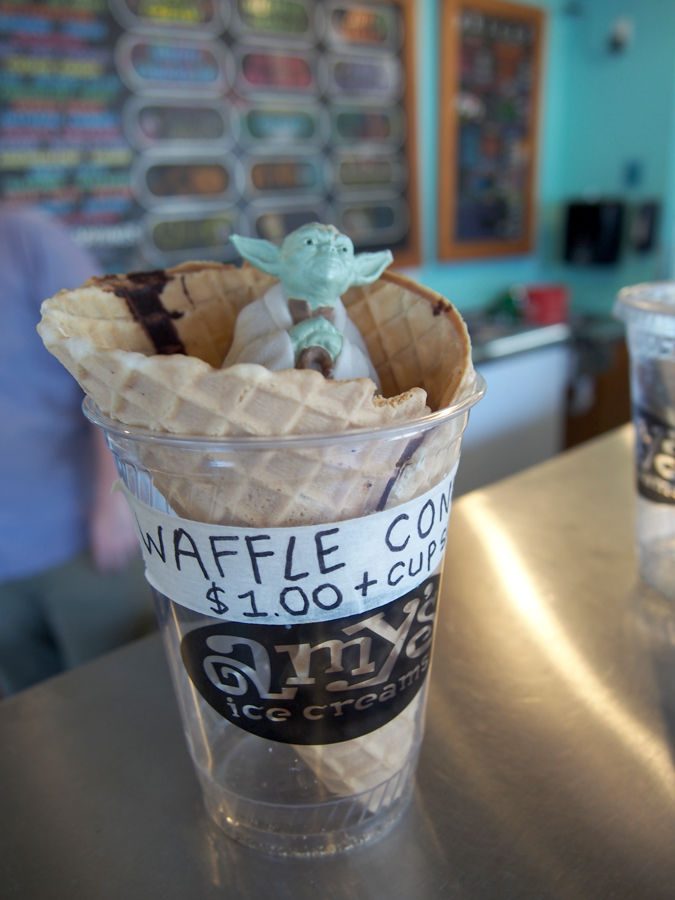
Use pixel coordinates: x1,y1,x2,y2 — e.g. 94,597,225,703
230,224,392,372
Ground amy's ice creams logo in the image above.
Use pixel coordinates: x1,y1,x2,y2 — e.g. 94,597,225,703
126,476,454,742
635,407,675,504
180,576,438,744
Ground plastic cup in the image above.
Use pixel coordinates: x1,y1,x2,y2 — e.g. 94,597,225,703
615,282,675,599
84,376,484,857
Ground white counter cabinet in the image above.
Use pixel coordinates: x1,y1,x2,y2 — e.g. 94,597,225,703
454,342,572,496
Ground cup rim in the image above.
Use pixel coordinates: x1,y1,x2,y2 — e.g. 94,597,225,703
616,281,675,316
83,372,486,450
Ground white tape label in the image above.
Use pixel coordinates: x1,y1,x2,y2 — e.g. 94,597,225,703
124,471,455,624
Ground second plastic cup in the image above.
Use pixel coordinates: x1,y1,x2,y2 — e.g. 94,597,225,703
86,376,484,856
615,282,675,599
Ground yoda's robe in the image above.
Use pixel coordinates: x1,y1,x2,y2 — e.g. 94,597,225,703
222,283,380,386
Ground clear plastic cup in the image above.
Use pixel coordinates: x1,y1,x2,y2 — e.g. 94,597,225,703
615,282,675,599
85,376,484,857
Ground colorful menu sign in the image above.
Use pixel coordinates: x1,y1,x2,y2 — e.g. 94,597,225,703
0,0,419,270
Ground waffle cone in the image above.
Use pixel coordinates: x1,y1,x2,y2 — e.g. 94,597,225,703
38,262,472,434
294,692,423,813
38,261,475,806
38,262,474,524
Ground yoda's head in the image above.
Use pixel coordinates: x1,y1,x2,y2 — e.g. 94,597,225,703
230,223,393,308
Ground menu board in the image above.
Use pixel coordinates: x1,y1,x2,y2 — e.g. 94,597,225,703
438,0,543,260
0,0,419,271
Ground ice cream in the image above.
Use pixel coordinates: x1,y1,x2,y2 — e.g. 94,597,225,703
37,224,478,817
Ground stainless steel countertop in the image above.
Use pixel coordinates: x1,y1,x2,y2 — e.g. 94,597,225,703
3,425,675,899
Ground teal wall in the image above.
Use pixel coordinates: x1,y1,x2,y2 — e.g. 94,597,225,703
408,0,675,316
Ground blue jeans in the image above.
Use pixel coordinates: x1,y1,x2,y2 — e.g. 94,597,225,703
0,553,154,696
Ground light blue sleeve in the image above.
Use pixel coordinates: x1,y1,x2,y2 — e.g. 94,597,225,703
8,206,101,310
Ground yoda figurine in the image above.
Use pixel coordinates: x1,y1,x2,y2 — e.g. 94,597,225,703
223,223,392,383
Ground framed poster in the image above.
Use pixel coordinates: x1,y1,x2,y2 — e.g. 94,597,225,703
0,0,420,270
438,0,544,260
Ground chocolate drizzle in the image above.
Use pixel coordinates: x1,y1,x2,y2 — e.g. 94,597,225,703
110,270,186,355
376,434,426,511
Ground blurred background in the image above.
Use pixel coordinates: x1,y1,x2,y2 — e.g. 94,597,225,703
1,0,673,492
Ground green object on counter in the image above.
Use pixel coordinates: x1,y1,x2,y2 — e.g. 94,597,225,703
487,288,523,321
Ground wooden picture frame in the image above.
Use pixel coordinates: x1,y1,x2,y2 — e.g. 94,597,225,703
392,0,421,267
438,0,544,260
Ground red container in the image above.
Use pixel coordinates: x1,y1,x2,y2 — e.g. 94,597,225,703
521,284,569,325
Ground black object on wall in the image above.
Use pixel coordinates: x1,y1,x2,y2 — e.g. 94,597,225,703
630,201,660,253
563,200,626,265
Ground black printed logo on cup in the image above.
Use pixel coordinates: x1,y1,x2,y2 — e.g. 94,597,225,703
180,575,439,744
635,406,675,504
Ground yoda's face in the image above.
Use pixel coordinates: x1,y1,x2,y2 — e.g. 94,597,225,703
279,225,355,303
229,223,393,307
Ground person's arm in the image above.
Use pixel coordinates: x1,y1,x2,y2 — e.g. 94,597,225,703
89,427,140,572
18,207,140,572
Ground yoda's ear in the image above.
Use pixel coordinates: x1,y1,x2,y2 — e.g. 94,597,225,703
351,250,393,285
230,234,281,275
